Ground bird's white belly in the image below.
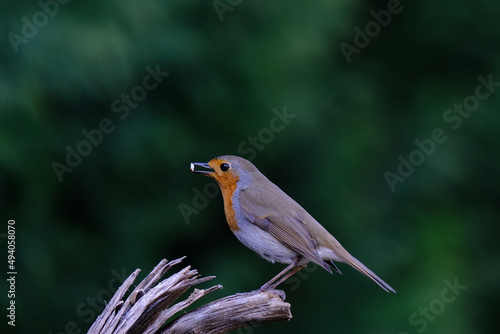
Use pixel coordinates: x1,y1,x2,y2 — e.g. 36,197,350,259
232,219,298,264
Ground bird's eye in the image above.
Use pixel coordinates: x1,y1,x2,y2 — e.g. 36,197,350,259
220,163,230,171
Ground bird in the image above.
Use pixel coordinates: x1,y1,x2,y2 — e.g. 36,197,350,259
190,155,395,293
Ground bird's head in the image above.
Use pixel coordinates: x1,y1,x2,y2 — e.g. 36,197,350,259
190,155,259,189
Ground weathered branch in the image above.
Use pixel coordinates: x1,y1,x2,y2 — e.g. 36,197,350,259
87,258,292,334
161,290,291,334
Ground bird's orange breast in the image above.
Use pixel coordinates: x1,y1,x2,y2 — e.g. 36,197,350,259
212,172,241,232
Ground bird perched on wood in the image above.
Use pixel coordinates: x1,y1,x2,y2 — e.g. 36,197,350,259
191,155,395,293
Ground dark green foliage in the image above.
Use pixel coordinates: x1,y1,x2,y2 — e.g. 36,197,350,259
1,0,499,333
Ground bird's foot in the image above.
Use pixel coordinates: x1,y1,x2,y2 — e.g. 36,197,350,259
251,286,286,301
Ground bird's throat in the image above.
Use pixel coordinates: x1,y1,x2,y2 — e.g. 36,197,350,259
212,173,241,232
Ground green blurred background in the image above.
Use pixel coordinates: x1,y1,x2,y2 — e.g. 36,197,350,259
1,0,499,333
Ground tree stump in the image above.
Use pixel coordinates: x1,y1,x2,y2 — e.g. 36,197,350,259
88,257,292,334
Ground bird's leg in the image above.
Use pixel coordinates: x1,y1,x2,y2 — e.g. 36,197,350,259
269,265,304,289
259,258,302,291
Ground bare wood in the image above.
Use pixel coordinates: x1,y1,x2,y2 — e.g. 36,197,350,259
87,258,292,334
161,290,292,334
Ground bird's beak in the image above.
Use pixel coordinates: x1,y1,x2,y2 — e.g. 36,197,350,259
190,162,214,174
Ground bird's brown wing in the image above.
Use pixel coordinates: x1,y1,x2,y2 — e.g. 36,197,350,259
240,204,332,273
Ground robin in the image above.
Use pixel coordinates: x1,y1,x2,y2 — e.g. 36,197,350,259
191,155,395,293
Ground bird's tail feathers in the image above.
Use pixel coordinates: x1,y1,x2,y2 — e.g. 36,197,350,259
343,253,396,293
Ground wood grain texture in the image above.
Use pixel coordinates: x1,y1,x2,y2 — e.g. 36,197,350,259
87,258,291,334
